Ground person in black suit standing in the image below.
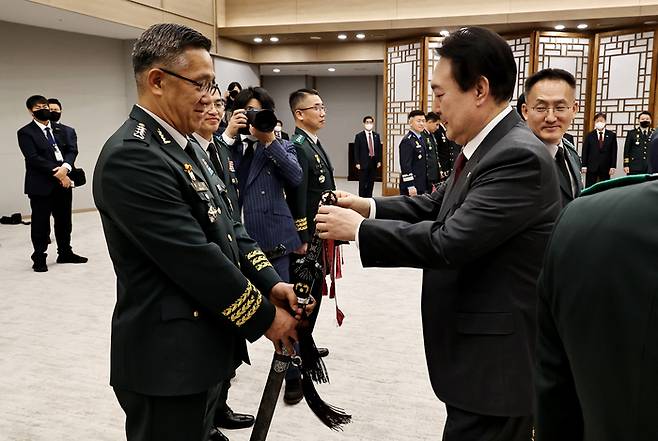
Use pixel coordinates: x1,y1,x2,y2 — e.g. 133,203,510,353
422,112,443,190
274,119,290,141
582,112,617,187
17,95,87,272
522,68,583,207
398,110,428,195
315,27,560,440
93,23,301,441
434,118,460,181
536,174,658,441
47,98,78,155
353,115,382,197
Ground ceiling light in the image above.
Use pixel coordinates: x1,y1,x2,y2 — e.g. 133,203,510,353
356,33,366,39
269,36,279,42
440,30,450,37
310,36,322,40
272,68,281,73
328,67,336,72
554,24,566,30
337,34,348,40
577,23,588,29
253,37,263,43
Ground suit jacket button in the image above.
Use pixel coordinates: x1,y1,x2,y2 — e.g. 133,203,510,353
193,311,199,318
227,234,233,242
261,190,266,195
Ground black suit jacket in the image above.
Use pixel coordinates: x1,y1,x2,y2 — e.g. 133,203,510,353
17,120,77,196
559,138,584,206
93,106,281,396
582,129,618,173
359,111,561,416
353,130,382,167
536,176,658,441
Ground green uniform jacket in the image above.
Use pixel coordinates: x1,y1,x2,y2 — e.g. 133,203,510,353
212,134,241,222
93,105,281,396
623,127,653,174
286,127,336,243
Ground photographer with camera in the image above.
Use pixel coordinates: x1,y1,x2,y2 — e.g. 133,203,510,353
219,81,242,131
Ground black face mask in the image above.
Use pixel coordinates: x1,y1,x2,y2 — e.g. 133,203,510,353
640,121,651,129
33,109,51,121
49,112,61,123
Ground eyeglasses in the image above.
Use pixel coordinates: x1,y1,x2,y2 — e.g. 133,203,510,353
209,100,225,111
531,105,571,115
297,104,327,113
159,68,219,95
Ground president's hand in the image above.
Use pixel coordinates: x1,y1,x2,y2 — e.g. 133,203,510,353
609,168,616,176
315,205,364,241
264,306,298,355
334,190,370,217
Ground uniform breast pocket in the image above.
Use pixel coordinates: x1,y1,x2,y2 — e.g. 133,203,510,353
456,312,515,335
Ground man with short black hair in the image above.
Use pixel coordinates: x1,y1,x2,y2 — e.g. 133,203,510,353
17,94,86,272
582,112,618,187
423,112,443,189
353,115,382,197
623,111,653,175
93,23,301,441
316,26,560,440
398,110,428,195
522,68,583,207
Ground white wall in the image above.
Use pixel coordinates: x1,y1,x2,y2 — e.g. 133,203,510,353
213,56,260,93
0,21,133,216
261,75,307,137
315,76,382,177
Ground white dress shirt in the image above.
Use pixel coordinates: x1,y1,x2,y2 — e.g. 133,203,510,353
34,119,70,170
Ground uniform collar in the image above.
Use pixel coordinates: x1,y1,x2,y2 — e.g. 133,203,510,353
299,127,319,145
136,104,188,150
191,132,212,152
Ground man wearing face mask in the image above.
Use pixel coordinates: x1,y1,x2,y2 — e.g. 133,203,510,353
47,98,78,158
353,115,382,197
582,112,618,187
275,120,290,141
399,110,429,196
623,111,653,175
17,95,86,272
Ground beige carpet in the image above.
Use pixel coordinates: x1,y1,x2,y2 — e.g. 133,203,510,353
0,179,445,441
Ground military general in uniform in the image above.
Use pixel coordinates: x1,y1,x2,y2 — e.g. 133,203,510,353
93,24,301,441
623,111,653,175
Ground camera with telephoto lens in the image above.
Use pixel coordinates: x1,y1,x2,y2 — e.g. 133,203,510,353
238,109,278,135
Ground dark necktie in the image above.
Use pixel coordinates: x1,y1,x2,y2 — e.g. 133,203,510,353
207,142,224,175
452,152,467,182
44,127,62,162
367,132,374,157
598,132,604,150
555,146,572,197
236,139,256,207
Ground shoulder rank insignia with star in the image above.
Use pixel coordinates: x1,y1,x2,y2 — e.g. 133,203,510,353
133,122,147,140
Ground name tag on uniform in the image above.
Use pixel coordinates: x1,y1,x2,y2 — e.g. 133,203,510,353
191,181,208,192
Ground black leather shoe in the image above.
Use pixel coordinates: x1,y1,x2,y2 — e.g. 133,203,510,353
208,427,229,441
32,262,48,272
283,377,304,405
56,253,88,264
215,405,254,430
317,347,329,358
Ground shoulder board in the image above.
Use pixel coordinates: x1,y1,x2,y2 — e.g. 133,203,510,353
292,133,306,145
581,174,658,197
406,134,415,140
123,120,151,145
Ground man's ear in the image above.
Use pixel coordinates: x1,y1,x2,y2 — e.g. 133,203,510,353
521,103,529,121
145,69,165,97
474,76,490,104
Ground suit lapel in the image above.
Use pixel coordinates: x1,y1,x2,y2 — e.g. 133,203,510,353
246,144,267,188
438,111,521,221
29,121,56,160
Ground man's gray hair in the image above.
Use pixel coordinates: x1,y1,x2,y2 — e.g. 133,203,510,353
132,23,211,77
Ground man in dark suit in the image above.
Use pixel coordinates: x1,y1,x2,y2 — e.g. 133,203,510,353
422,112,443,190
93,23,301,441
582,112,617,187
47,98,79,157
535,174,658,441
623,111,653,175
275,119,290,141
17,95,87,272
522,68,583,207
353,115,382,197
398,110,429,195
192,90,254,441
315,27,560,440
